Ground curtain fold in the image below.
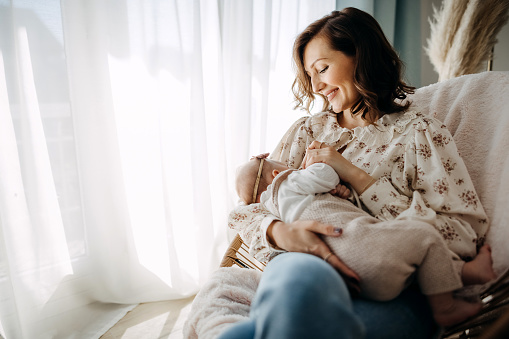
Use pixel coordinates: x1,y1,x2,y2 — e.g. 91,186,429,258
0,0,336,337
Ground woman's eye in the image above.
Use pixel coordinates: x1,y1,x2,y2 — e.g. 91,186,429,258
319,66,329,74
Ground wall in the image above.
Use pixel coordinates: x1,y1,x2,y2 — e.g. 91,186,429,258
420,0,509,87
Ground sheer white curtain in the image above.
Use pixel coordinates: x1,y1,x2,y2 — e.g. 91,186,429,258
0,0,334,338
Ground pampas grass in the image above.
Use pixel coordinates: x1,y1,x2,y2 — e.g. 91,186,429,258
426,0,509,81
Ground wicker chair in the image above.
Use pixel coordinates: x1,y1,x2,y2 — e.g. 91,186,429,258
220,233,509,339
219,233,266,271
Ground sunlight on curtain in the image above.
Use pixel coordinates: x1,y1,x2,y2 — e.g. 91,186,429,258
1,22,73,316
224,0,337,183
0,0,336,337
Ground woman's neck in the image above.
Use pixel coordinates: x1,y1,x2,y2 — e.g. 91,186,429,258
337,109,370,129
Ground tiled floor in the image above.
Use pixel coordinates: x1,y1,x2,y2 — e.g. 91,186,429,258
100,296,195,339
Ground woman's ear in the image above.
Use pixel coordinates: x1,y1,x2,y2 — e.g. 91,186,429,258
272,169,280,178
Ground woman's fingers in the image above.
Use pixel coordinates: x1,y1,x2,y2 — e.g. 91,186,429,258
302,141,325,168
272,220,361,293
272,220,342,254
315,230,361,293
306,222,361,290
304,145,338,168
327,253,361,293
307,140,324,150
307,220,343,236
326,253,360,283
317,242,361,294
304,146,363,185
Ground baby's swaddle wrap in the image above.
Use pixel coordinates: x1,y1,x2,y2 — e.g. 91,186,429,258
261,163,462,300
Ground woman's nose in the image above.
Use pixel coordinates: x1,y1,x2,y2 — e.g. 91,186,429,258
311,75,323,93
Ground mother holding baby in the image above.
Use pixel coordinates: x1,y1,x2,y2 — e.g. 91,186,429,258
220,7,492,339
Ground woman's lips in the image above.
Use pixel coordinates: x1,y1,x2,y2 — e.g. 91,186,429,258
327,89,338,101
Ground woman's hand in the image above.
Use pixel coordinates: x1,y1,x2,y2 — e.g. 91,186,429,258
302,141,355,177
267,220,360,292
302,141,374,195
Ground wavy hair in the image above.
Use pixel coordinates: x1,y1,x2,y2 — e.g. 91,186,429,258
292,7,415,123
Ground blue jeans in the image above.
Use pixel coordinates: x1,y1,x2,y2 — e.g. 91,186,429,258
218,252,435,339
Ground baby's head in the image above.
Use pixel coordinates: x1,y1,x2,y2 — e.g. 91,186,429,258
236,154,290,204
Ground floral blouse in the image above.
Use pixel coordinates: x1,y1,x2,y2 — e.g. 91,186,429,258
228,109,489,263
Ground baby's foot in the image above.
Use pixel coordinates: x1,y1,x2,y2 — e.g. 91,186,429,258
462,245,497,285
428,293,482,327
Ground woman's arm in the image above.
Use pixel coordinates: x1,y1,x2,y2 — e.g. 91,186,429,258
301,116,488,259
360,118,488,258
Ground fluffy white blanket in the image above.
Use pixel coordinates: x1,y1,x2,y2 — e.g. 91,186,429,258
183,267,260,339
183,71,509,338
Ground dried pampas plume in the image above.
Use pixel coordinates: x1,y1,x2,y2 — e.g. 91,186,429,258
426,0,509,81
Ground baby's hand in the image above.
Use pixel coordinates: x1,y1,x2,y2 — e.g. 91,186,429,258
329,183,350,199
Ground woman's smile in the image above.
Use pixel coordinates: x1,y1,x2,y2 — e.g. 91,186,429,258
325,88,338,101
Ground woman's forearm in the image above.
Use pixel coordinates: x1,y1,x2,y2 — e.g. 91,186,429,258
325,156,375,195
348,169,376,195
266,220,285,250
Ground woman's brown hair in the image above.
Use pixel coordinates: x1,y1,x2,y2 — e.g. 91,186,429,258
292,7,415,123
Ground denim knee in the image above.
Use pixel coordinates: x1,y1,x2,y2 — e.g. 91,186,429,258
249,253,365,339
217,320,255,339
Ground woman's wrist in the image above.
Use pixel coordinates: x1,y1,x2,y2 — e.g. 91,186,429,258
266,220,284,250
358,176,376,195
350,170,375,195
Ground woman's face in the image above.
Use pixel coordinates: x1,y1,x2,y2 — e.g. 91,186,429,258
303,36,360,113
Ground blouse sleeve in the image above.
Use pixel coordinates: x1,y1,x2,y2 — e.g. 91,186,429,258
270,116,310,168
227,116,312,262
228,203,282,263
360,117,488,259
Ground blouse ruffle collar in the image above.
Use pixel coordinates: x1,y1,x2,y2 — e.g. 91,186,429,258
309,108,422,144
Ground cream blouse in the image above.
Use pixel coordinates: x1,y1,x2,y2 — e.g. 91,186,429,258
229,109,489,263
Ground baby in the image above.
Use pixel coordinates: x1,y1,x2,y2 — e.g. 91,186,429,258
235,153,496,327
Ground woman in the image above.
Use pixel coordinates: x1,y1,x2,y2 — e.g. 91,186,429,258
221,7,490,339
